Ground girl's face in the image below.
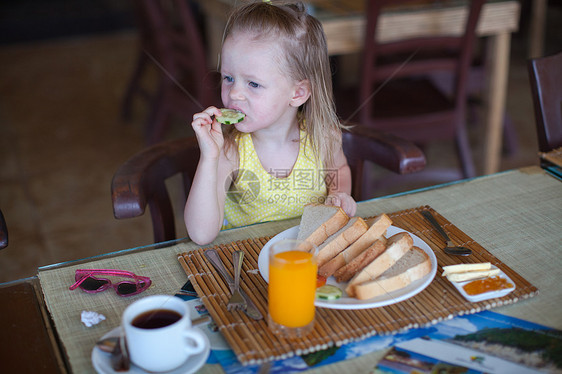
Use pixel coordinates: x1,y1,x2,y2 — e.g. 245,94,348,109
220,32,307,133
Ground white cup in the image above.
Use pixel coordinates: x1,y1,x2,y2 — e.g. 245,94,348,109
122,295,206,372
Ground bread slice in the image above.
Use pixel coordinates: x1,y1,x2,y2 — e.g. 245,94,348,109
318,214,392,278
351,246,431,300
346,232,413,297
316,217,369,267
333,237,387,282
297,204,349,248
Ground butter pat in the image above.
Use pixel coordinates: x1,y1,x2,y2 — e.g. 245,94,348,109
442,262,491,277
446,268,501,282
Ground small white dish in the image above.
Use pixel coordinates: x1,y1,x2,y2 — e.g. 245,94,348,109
92,326,210,374
258,225,438,310
448,266,516,302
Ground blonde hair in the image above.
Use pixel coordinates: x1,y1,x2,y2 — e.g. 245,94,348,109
220,1,344,167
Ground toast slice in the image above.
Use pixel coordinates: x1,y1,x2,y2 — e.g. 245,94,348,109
297,204,349,248
351,246,431,300
318,214,392,278
333,237,387,282
346,232,413,297
316,217,369,267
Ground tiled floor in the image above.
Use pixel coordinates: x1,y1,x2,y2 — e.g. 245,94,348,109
0,9,560,283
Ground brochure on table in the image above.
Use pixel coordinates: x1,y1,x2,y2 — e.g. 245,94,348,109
176,285,562,374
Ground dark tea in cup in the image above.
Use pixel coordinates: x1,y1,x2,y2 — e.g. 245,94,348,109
132,309,182,329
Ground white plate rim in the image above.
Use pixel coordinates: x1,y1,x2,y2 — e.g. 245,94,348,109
448,265,516,302
258,225,438,310
91,326,210,374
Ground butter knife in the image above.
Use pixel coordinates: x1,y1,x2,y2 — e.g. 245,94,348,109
204,249,263,320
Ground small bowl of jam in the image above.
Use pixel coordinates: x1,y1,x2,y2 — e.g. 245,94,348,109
449,266,515,302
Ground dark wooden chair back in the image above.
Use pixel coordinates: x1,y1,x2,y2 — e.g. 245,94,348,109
528,51,562,153
112,127,425,243
0,209,7,249
359,0,485,180
122,0,217,143
342,126,426,199
112,137,200,243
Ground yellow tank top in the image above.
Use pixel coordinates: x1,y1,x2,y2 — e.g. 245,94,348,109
223,130,328,229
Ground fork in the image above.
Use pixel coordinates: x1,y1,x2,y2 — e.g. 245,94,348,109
227,250,247,311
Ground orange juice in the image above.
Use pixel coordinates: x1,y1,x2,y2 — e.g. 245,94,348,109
268,250,317,328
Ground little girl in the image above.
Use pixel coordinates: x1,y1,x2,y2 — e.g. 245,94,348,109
184,1,356,245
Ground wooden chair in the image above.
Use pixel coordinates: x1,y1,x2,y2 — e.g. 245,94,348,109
528,51,562,154
122,0,218,144
111,127,426,243
428,40,519,156
358,0,485,181
0,209,7,249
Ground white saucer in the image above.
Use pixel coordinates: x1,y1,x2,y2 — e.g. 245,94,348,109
92,326,210,374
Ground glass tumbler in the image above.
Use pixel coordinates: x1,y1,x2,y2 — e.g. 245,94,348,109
268,239,317,338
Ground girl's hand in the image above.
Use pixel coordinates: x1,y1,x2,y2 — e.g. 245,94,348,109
326,192,357,217
191,106,224,159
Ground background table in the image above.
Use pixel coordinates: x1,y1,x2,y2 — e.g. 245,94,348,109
0,277,68,373
195,0,520,176
37,166,562,373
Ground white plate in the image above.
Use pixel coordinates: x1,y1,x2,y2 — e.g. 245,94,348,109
448,266,516,302
258,225,437,310
92,326,210,374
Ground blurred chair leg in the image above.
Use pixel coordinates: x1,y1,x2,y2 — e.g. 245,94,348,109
122,51,150,121
145,97,172,145
502,115,519,156
456,125,476,178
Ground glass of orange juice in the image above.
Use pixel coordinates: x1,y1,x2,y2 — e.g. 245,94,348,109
268,239,317,338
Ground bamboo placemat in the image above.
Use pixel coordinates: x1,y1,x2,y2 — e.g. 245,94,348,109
177,206,538,365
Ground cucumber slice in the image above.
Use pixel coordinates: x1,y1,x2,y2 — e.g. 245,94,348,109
216,109,245,125
316,285,342,300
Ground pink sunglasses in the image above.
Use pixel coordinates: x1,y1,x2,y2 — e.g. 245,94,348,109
69,269,152,297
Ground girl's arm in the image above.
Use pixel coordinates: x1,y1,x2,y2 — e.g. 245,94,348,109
326,147,357,217
184,107,236,245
